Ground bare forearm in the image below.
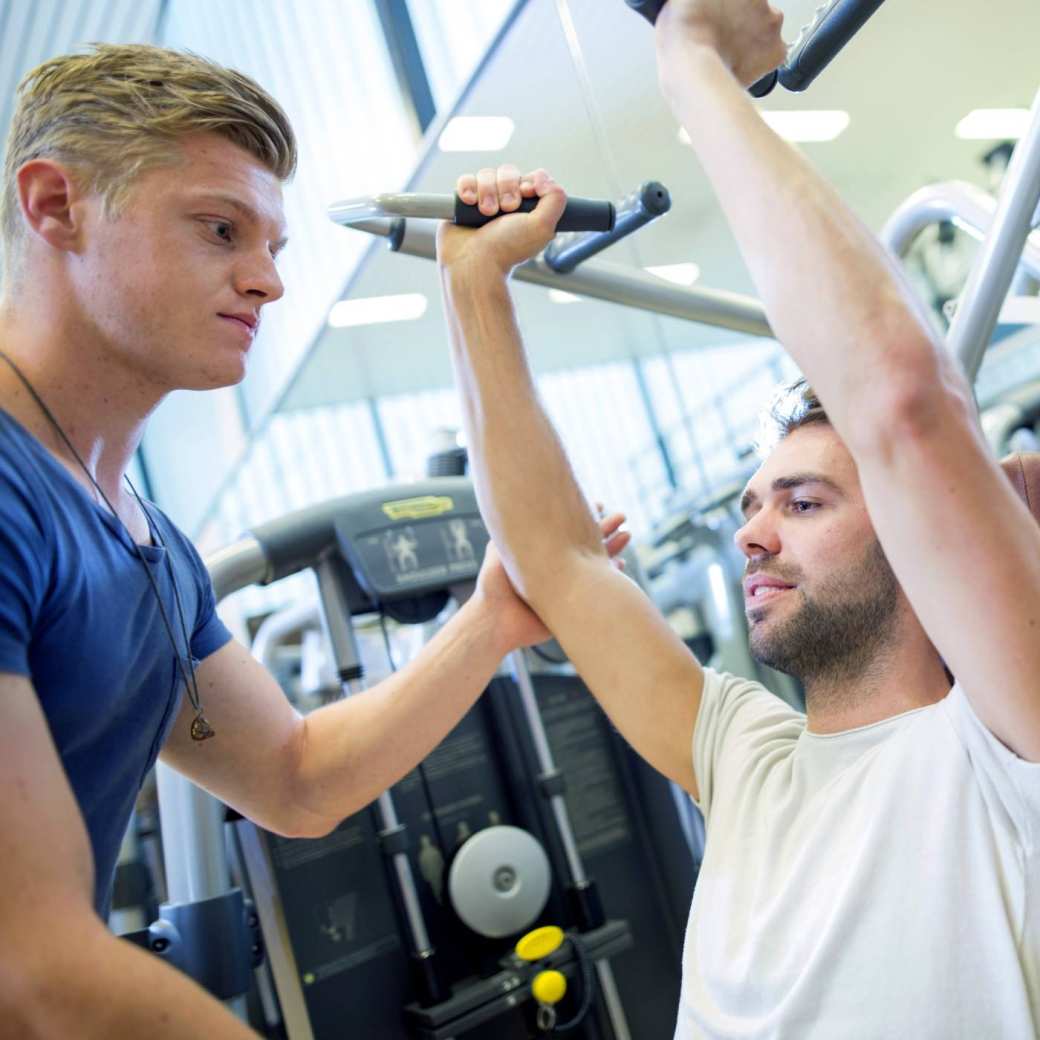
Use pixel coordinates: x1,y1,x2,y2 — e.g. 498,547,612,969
292,597,510,824
666,44,953,442
9,921,256,1039
440,266,603,600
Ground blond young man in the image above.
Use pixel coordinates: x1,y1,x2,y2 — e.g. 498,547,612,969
0,44,629,1036
436,1,1040,1036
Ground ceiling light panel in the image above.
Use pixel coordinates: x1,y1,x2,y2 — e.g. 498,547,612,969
955,108,1031,140
548,289,582,304
759,110,850,142
328,294,428,328
679,111,850,145
438,116,515,152
644,262,701,286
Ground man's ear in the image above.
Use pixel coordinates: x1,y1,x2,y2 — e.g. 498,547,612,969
16,158,87,252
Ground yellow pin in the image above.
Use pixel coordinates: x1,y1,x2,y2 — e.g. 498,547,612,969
515,925,565,962
532,969,567,1007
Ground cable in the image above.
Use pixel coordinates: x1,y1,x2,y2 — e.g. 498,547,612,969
552,0,707,492
552,934,597,1034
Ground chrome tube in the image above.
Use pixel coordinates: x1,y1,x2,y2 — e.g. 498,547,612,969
349,217,773,337
946,89,1040,380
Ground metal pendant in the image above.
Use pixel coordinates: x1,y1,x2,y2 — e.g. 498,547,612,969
190,713,215,742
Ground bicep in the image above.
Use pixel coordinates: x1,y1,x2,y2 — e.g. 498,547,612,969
859,400,1040,761
0,672,96,918
159,639,320,835
535,555,705,796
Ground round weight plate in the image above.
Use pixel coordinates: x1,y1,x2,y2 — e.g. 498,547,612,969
447,826,552,939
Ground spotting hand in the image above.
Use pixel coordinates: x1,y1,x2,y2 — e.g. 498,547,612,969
475,510,630,652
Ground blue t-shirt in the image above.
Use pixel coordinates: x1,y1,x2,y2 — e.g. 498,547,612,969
0,408,232,916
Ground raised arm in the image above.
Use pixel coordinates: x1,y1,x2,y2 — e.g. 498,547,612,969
0,673,258,1038
656,0,1040,758
161,527,631,833
437,170,703,795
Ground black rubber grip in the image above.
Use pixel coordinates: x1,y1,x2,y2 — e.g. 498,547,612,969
626,0,664,22
779,0,885,92
749,69,778,97
453,194,616,233
636,180,672,217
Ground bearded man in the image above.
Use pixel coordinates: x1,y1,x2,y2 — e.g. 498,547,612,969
434,1,1040,1036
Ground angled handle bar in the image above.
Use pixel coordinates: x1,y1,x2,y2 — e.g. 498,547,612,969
627,0,886,94
329,183,673,272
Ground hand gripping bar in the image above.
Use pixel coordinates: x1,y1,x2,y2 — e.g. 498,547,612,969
328,191,615,234
627,0,886,94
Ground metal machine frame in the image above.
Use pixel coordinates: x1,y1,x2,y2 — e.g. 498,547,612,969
333,83,1040,387
155,483,654,1038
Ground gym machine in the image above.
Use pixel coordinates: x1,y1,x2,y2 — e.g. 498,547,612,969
329,0,1040,390
152,478,695,1038
628,0,886,97
326,0,894,333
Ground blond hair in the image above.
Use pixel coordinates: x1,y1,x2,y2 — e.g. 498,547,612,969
1,43,296,256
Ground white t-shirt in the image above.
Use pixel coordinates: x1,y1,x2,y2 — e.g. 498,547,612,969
675,669,1040,1039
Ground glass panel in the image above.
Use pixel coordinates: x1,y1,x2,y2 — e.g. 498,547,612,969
406,0,517,111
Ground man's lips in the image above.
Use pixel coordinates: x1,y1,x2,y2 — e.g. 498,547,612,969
744,574,797,603
218,312,258,334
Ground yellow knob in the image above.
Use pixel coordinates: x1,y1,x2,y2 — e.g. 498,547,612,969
516,925,565,962
532,969,567,1007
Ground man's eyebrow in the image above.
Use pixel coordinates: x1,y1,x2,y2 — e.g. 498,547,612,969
191,192,289,252
739,473,843,517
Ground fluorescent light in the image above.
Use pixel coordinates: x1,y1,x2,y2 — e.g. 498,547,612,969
645,262,701,286
548,289,582,304
438,116,515,152
680,111,849,144
759,110,850,142
328,293,427,328
955,108,1030,140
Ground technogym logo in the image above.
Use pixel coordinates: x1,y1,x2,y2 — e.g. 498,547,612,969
380,496,455,522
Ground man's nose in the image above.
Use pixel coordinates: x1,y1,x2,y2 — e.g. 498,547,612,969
735,509,781,558
237,249,284,304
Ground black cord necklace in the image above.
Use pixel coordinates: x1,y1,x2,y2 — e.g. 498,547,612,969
0,348,214,741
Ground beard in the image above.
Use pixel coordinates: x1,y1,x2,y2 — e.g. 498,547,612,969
747,539,901,692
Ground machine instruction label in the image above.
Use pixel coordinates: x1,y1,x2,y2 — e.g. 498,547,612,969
541,684,631,855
